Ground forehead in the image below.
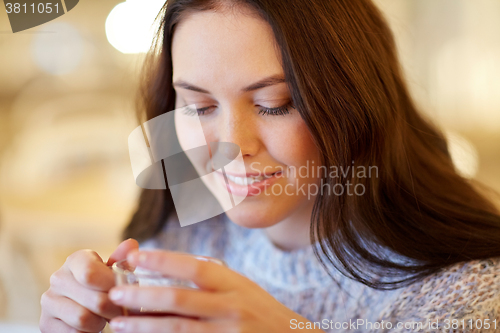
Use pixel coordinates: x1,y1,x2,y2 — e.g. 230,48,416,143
171,9,283,85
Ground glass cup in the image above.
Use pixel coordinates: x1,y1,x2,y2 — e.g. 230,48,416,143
111,253,226,317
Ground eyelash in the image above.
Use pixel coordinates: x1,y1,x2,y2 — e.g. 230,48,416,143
258,103,295,116
188,103,295,116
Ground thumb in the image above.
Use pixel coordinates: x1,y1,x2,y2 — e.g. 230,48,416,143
106,238,139,266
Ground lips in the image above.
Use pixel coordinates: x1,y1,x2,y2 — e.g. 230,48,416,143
216,170,283,197
223,171,278,185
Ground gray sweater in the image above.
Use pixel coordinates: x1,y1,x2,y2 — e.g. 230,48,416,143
141,214,500,332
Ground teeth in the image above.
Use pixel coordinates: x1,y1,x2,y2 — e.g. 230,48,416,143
225,173,274,185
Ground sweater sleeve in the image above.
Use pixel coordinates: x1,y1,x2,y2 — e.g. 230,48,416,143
374,258,500,333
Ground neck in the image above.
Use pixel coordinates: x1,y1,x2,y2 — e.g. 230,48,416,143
263,202,315,251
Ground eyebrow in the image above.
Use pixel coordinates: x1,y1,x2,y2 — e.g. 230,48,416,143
173,74,286,94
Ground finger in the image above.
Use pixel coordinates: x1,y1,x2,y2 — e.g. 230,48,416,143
109,315,230,333
67,250,116,291
107,238,140,266
42,291,107,332
109,286,233,319
127,251,246,291
40,314,88,333
50,267,122,319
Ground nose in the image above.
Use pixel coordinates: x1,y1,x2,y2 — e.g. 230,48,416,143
214,103,260,160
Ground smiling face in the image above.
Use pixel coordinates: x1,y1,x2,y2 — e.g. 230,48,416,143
172,7,321,230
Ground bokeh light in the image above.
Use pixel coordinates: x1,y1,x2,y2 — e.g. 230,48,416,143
105,0,165,54
446,131,480,179
31,22,84,75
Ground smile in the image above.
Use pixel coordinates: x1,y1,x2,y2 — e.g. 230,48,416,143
225,172,277,185
215,170,283,197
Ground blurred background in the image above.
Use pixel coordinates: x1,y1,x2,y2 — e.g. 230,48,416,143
0,0,499,330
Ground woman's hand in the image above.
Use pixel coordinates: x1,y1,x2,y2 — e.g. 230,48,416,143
39,239,139,333
108,250,325,333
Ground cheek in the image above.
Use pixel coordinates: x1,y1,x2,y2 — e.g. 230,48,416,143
174,108,208,151
265,120,319,167
174,113,194,151
174,109,212,173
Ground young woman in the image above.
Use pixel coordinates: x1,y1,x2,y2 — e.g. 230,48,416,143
40,0,500,332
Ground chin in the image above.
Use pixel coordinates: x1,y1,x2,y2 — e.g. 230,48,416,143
224,202,286,229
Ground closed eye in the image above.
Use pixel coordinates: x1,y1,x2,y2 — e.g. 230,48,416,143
257,103,295,116
181,102,295,116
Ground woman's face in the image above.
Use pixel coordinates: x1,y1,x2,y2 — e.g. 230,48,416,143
173,8,321,229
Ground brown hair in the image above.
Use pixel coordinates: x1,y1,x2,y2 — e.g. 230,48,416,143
124,0,500,289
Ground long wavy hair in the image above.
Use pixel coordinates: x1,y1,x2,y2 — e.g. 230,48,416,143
124,0,500,289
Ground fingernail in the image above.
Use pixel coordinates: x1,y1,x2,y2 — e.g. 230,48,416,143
109,289,124,301
138,252,147,263
127,251,137,262
110,320,126,332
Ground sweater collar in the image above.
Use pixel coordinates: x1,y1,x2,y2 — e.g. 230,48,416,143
223,214,340,289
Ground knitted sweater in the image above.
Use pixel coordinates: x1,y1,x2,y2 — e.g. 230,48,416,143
140,214,500,332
